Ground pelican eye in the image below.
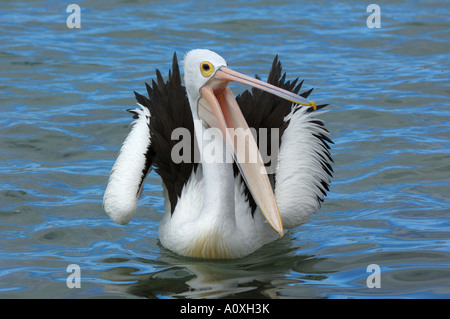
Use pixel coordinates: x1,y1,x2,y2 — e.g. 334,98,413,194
200,61,214,77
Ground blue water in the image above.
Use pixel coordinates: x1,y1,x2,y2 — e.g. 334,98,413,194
0,0,449,298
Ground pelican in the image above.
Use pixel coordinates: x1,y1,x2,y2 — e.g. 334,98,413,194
103,49,333,259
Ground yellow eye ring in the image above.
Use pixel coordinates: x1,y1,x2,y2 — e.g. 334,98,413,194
200,61,214,77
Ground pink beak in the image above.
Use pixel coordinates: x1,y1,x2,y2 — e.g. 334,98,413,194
197,66,316,236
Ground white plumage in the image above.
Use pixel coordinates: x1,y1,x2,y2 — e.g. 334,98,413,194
103,104,150,225
275,107,331,228
158,105,330,259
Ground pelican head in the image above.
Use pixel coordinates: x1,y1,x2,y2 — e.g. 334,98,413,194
183,49,316,119
181,49,317,237
183,49,228,106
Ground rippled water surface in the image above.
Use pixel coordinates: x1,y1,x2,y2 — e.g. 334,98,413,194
1,0,449,298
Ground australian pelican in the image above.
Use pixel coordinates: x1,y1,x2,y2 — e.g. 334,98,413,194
103,49,333,259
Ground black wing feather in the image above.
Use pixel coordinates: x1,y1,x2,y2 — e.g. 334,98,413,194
133,53,198,214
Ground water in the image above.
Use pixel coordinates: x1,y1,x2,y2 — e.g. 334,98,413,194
1,0,449,299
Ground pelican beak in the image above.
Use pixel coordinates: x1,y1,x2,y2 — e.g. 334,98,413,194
197,66,316,237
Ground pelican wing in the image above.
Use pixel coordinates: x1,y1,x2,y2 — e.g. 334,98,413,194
274,107,333,228
104,52,199,224
103,103,153,225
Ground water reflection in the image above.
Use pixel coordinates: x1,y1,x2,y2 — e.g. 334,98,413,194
99,234,332,298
